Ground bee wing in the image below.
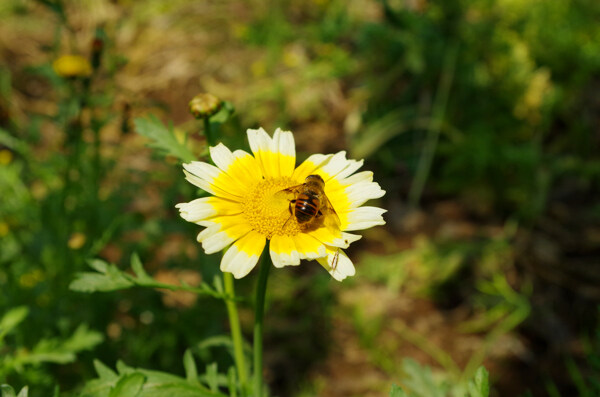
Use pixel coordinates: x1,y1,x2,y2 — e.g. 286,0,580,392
321,193,342,232
274,183,304,200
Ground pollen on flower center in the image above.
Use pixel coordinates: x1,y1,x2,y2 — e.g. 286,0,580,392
242,177,303,239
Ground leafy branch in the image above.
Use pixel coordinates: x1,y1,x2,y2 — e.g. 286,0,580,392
69,253,238,301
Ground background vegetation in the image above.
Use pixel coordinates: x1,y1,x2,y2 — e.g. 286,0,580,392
1,0,599,396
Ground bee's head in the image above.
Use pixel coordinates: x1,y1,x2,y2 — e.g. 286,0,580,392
305,174,325,187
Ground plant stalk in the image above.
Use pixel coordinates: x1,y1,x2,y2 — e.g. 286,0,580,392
204,117,214,147
223,272,248,390
253,250,271,397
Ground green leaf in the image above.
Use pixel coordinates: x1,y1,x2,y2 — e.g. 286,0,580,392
226,367,237,397
61,324,104,352
467,367,490,397
183,350,198,383
70,260,134,293
16,387,28,397
208,101,234,124
0,306,29,342
205,363,218,392
94,360,118,381
1,385,17,397
109,373,145,397
88,259,109,273
130,253,153,284
0,129,30,157
134,115,195,163
401,359,447,397
389,384,409,397
80,362,228,397
25,325,102,366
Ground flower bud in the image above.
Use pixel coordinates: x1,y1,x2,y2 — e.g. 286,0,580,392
52,55,92,78
189,93,223,119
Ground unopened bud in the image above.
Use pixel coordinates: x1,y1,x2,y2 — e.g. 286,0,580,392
91,38,103,70
189,93,223,119
52,55,92,78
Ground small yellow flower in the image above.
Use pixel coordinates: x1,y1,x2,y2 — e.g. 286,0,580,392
0,149,13,165
52,55,92,78
68,232,87,249
177,128,386,280
0,221,9,237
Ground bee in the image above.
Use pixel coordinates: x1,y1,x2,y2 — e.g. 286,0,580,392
278,174,342,270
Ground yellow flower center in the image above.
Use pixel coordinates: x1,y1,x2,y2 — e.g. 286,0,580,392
242,177,306,239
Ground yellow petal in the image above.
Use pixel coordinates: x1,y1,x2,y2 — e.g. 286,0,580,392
220,231,266,278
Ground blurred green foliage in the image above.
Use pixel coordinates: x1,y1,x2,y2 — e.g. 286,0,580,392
1,0,599,396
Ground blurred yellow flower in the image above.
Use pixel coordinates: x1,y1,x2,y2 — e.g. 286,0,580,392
0,221,9,237
19,269,44,289
52,55,92,78
0,149,13,165
68,232,87,249
177,128,386,281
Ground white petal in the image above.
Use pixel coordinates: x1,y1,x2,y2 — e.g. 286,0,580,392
209,143,236,172
342,170,373,184
344,180,385,208
317,249,355,281
176,198,216,223
344,206,387,231
183,162,243,200
220,232,266,279
272,128,295,158
334,159,364,181
201,224,252,255
269,235,301,268
272,128,296,176
318,151,352,181
247,127,271,155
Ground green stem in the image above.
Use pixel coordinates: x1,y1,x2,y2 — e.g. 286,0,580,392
253,250,271,397
224,272,248,390
204,117,214,147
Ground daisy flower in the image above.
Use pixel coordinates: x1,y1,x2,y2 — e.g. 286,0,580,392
176,128,386,281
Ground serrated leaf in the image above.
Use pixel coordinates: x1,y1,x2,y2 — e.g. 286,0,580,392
116,360,130,375
94,360,118,381
109,373,145,397
402,359,447,397
134,115,195,163
61,324,104,352
0,306,29,341
80,362,228,397
389,384,409,397
1,385,17,397
88,259,109,273
205,363,218,392
130,253,150,280
467,367,490,397
69,272,134,292
70,261,134,293
16,387,28,397
183,350,198,383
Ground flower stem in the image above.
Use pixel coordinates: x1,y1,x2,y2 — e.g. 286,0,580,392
223,272,248,391
204,117,214,147
253,250,271,397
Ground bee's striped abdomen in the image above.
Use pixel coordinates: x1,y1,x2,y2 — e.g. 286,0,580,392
294,193,320,223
